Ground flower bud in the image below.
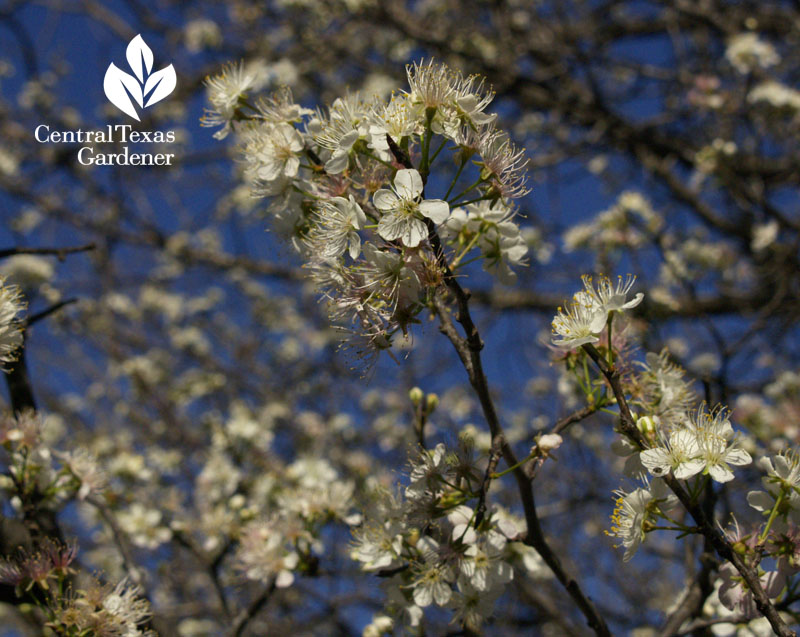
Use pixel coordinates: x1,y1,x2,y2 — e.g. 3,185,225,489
537,433,563,453
636,415,658,436
409,387,424,405
425,393,439,412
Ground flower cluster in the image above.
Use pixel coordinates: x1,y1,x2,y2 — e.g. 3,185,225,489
632,349,696,424
563,191,663,253
0,409,112,514
748,452,800,534
550,274,643,350
52,576,154,636
551,275,759,565
0,276,24,369
441,199,528,283
736,370,800,448
709,517,791,618
0,539,154,636
350,442,548,631
609,379,751,560
639,405,751,483
725,33,780,74
206,59,530,362
0,538,77,592
201,62,257,139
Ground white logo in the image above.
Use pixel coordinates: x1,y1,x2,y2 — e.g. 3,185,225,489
103,34,176,122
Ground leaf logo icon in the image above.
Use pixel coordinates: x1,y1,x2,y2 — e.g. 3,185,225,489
103,34,176,121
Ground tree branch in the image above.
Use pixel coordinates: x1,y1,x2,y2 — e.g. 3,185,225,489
0,243,95,260
582,343,795,637
384,132,610,635
430,280,610,636
229,580,276,637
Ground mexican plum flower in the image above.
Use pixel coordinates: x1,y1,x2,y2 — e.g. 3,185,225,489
374,169,449,248
550,297,607,350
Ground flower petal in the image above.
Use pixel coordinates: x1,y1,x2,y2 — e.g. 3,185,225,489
640,448,670,476
394,169,423,200
377,212,404,242
325,150,349,174
373,189,398,211
621,292,644,309
724,447,752,467
285,156,300,178
401,218,428,248
708,463,734,483
674,459,704,480
275,570,294,588
339,129,360,150
747,490,773,512
348,233,361,260
419,199,450,224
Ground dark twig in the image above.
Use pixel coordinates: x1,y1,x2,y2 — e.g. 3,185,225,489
6,338,36,413
474,436,503,527
413,398,427,449
524,404,599,480
229,580,277,637
0,243,95,261
674,613,754,635
171,529,232,620
25,299,78,327
658,549,715,637
86,495,172,635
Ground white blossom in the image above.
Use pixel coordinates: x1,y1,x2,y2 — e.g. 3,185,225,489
458,529,513,592
725,33,780,74
308,195,367,259
236,516,302,588
608,487,652,561
309,93,369,174
443,200,528,283
201,62,256,138
374,169,449,247
250,122,304,182
581,274,644,314
693,407,752,483
116,503,172,549
550,295,607,350
412,537,455,607
640,429,704,480
0,279,24,368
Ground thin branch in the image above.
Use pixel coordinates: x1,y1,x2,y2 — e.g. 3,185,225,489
474,435,503,527
25,298,78,327
0,243,95,261
524,404,599,480
86,495,144,586
171,529,232,620
674,613,754,635
582,343,795,637
658,548,715,636
86,495,172,635
430,275,610,637
229,580,277,637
